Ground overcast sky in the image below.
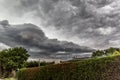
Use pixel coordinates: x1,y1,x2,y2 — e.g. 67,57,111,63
0,0,120,49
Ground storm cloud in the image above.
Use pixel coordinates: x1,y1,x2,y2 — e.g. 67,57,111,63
0,20,94,59
0,0,120,49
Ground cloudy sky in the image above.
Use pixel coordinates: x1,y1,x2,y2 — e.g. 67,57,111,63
0,0,120,50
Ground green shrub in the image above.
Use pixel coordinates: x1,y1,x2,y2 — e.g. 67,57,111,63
17,55,120,80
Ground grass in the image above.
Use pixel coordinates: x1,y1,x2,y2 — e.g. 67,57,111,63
4,78,16,80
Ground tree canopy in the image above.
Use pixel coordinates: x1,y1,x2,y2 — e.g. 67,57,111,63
92,47,120,58
0,47,30,77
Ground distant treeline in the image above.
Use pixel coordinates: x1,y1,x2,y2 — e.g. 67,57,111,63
26,61,55,68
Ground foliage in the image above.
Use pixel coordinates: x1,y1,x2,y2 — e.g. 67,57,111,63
92,47,120,57
17,55,120,80
112,51,120,56
0,47,29,78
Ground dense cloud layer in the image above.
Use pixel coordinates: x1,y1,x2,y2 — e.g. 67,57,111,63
0,20,94,59
0,0,120,49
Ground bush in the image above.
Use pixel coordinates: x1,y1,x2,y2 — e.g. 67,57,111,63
17,55,120,80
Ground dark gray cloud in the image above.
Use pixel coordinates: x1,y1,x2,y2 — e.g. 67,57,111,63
0,0,120,49
0,20,94,59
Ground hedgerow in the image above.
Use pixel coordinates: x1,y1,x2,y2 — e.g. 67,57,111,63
17,55,120,80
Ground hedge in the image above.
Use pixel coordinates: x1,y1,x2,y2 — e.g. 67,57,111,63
17,55,120,80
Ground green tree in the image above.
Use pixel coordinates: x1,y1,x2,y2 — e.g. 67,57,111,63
0,47,30,77
104,47,120,56
92,47,120,58
92,50,105,57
